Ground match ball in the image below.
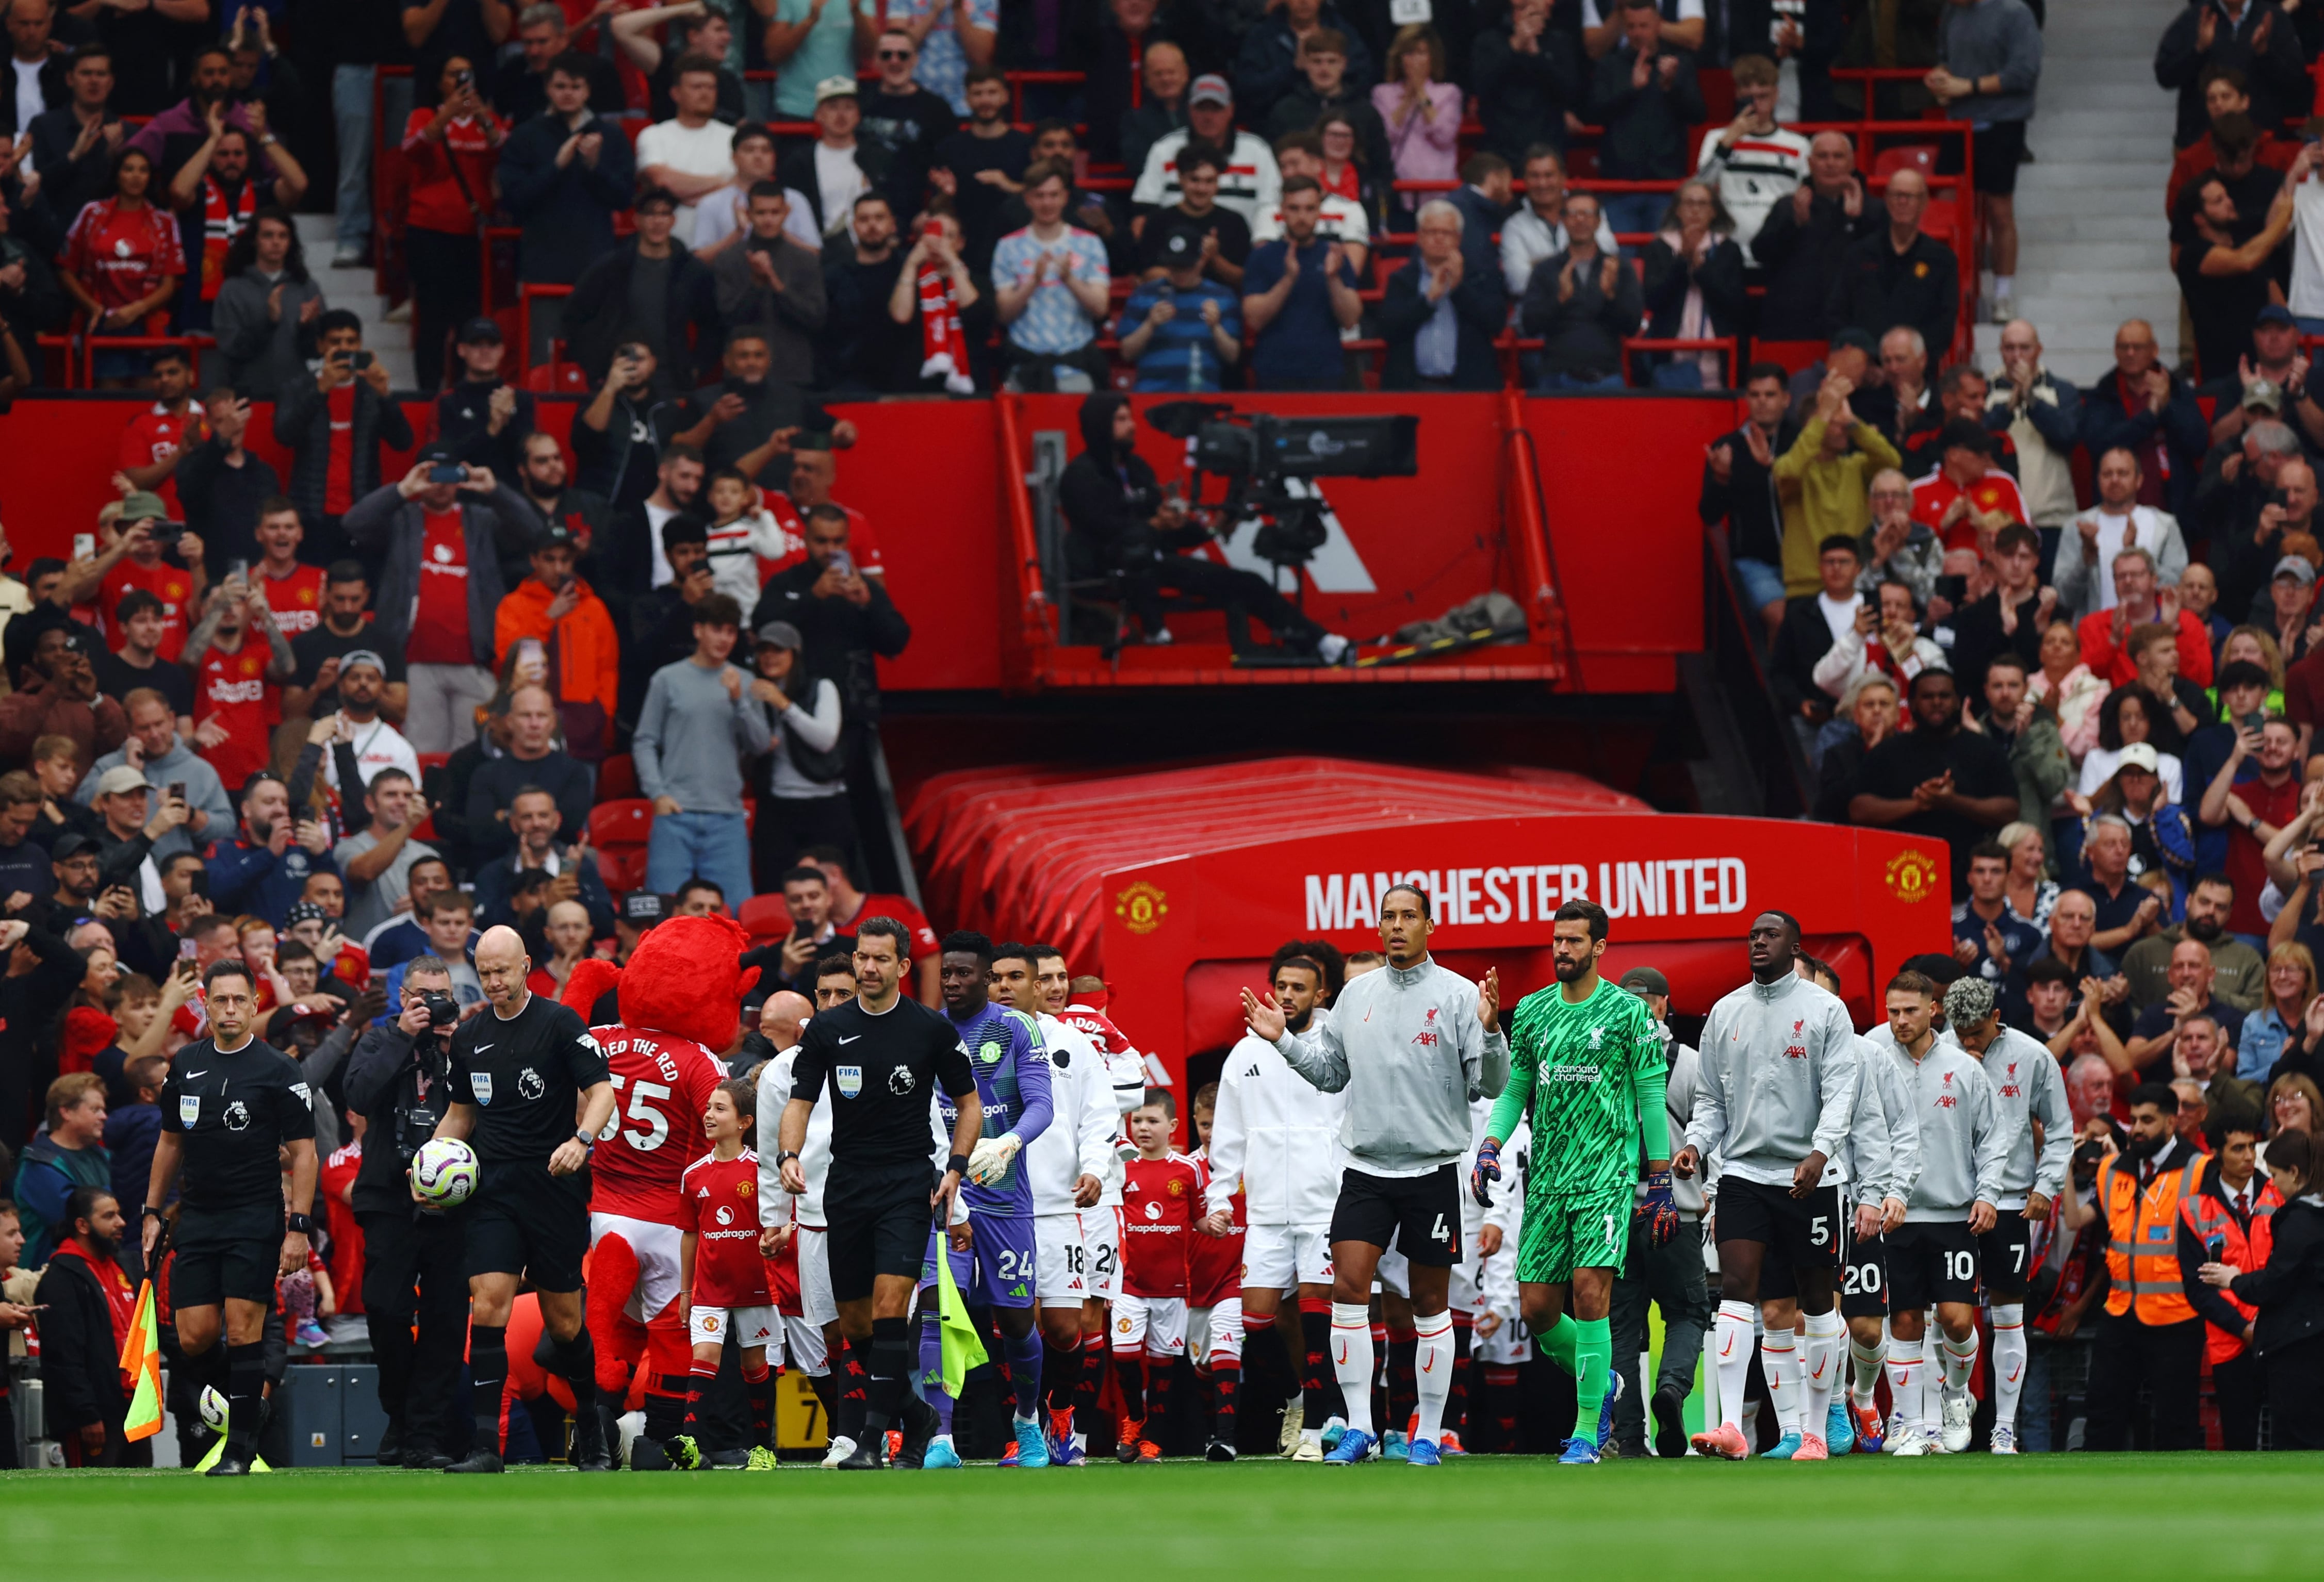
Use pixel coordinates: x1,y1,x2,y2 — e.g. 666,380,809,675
411,1138,480,1207
199,1385,228,1436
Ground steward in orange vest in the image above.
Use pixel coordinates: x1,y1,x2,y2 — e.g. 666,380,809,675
2175,1114,2280,1452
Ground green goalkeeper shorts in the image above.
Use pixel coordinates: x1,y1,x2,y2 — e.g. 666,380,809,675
1515,1186,1636,1285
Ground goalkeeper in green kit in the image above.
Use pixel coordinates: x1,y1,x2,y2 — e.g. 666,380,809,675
1472,899,1676,1464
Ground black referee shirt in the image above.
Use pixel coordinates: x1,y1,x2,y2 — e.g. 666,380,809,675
790,996,975,1184
159,1035,316,1211
448,993,609,1165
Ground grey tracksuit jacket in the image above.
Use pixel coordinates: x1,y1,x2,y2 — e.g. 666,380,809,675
1848,1028,1926,1209
1273,955,1510,1175
1946,1024,2073,1210
1885,1035,2010,1223
1685,974,1859,1189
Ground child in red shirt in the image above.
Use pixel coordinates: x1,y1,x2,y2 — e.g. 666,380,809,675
1115,1092,1201,1462
671,1080,777,1470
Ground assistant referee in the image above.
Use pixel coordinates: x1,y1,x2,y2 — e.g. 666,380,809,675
144,959,320,1478
429,925,618,1474
778,917,983,1471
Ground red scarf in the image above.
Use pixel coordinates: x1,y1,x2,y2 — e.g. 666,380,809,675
916,258,974,394
46,1239,136,1391
201,175,256,303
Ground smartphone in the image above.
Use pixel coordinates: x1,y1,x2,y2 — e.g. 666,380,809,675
428,464,466,485
453,67,474,89
830,550,854,577
227,557,249,583
72,532,95,561
178,935,199,962
352,350,375,372
2244,710,2269,734
2207,1233,2227,1260
169,780,186,803
514,637,546,679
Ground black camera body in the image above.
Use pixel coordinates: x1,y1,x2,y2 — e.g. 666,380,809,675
1145,403,1418,578
421,990,460,1030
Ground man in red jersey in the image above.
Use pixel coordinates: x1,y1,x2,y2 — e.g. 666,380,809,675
181,571,292,793
97,505,204,664
117,345,206,517
252,501,326,638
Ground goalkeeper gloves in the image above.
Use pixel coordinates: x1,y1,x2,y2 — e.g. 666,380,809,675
1636,1169,1681,1249
1469,1138,1502,1208
967,1133,1023,1186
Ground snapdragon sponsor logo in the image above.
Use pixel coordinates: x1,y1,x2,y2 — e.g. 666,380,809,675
1302,859,1750,932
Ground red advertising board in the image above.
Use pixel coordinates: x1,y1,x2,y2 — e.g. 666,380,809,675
1099,814,1951,1088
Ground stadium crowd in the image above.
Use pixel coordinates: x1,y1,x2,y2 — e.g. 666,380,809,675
2,0,2324,1478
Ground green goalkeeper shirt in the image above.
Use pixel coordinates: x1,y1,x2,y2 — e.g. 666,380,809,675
1486,977,1667,1202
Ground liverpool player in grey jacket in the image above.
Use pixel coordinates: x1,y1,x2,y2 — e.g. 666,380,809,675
1879,971,2009,1456
1674,910,1858,1460
1942,975,2070,1455
1241,882,1507,1466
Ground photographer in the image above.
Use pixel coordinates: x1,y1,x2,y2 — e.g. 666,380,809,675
342,954,471,1468
1057,393,1351,663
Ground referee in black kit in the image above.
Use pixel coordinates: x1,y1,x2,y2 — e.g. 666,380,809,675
143,959,320,1478
428,925,618,1474
777,917,983,1471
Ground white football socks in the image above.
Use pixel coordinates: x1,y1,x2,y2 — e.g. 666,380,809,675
1413,1310,1453,1443
1990,1303,2027,1432
1802,1310,1844,1440
1884,1334,1922,1430
1713,1300,1754,1431
1761,1327,1801,1438
1940,1326,1979,1396
1848,1332,1885,1407
1330,1303,1375,1437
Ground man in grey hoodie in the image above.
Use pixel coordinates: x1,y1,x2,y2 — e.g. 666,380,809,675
1675,910,1858,1460
1877,971,2008,1456
1942,975,2070,1455
1241,881,1508,1466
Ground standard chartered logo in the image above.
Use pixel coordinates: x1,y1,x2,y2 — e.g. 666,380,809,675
1547,1064,1601,1083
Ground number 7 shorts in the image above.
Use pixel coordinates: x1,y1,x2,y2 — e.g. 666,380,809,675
1514,1185,1638,1284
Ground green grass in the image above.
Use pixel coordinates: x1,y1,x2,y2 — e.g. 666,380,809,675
8,1456,2324,1577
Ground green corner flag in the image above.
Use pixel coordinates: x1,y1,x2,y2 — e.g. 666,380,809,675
936,1246,987,1398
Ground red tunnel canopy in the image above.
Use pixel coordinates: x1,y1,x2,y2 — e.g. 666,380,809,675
906,756,1654,969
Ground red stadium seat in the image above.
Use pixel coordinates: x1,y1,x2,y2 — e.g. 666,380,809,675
1749,338,1827,376
525,360,590,392
738,894,790,940
597,753,639,802
1873,144,1939,179
590,798,656,891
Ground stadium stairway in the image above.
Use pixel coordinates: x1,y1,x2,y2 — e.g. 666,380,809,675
1970,0,2183,378
296,213,418,393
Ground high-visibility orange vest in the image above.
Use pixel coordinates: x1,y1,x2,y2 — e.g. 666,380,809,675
2100,1153,2204,1325
2178,1179,2283,1364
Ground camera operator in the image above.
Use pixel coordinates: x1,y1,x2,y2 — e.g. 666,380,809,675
341,954,472,1468
1058,393,1351,663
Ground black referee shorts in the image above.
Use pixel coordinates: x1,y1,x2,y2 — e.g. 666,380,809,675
825,1168,940,1305
461,1161,588,1292
1886,1221,1978,1309
1978,1216,2035,1300
1714,1176,1841,1277
172,1202,285,1309
1328,1165,1462,1268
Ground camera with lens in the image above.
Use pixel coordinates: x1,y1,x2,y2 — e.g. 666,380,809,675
421,991,460,1030
1143,402,1418,576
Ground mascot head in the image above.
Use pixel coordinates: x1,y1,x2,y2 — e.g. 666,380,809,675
560,913,759,1051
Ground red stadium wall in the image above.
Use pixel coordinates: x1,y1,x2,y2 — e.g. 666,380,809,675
0,393,1730,699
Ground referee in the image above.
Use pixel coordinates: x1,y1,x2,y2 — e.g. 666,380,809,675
778,917,983,1471
429,925,617,1474
143,959,320,1479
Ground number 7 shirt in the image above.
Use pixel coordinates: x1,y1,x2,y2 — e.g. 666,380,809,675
586,1023,728,1226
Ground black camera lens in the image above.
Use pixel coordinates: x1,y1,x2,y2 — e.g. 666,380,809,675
422,991,460,1029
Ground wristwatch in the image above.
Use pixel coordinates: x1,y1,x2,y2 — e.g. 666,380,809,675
285,1212,316,1235
776,1149,801,1167
573,1127,597,1151
142,1205,166,1222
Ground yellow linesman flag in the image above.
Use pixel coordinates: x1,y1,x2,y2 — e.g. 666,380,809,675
936,1247,987,1399
120,1279,163,1442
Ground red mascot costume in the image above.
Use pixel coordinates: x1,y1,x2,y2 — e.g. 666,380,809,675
560,913,756,1468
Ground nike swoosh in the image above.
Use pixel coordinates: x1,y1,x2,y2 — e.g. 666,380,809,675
475,1044,494,1053
839,1035,862,1045
183,1069,207,1079
1810,1360,1826,1380
2006,1367,2021,1383
1421,1356,1434,1373
1719,1337,1733,1358
1336,1344,1347,1364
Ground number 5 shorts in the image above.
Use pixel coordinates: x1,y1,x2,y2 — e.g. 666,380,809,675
1712,1176,1842,1278
922,1211,1039,1309
1515,1184,1638,1285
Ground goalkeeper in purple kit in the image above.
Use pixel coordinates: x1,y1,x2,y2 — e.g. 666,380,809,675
1473,900,1674,1464
920,932,1055,1468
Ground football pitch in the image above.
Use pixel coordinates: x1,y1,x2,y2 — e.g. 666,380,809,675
8,1455,2324,1577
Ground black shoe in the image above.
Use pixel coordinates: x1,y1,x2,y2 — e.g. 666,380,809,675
570,1403,614,1472
401,1441,452,1470
630,1436,673,1471
835,1434,889,1471
377,1418,404,1465
705,1447,752,1469
443,1449,506,1474
896,1395,939,1469
206,1448,254,1477
1205,1439,1237,1462
1652,1383,1687,1461
1613,1438,1649,1460
1116,1439,1140,1463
